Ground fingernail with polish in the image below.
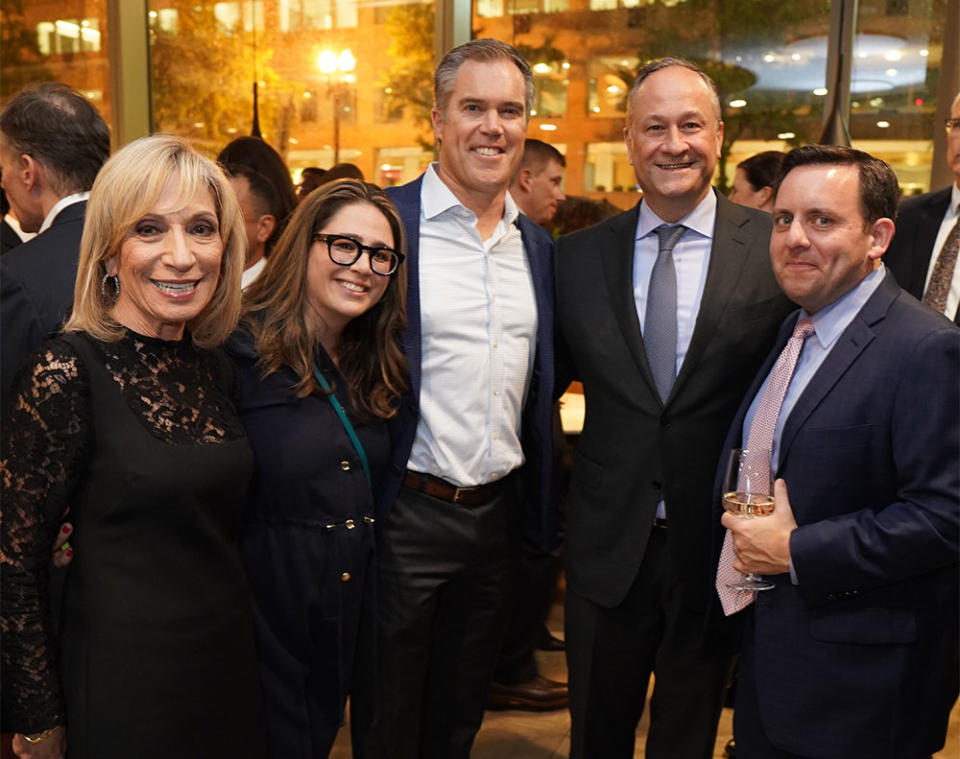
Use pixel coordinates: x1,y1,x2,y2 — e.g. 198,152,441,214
61,524,72,535
65,549,73,558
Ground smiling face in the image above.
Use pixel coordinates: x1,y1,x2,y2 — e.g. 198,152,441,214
771,163,892,314
432,58,528,212
306,201,393,344
624,65,723,222
107,177,222,341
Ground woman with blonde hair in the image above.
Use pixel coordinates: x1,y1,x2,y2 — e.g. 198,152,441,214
1,134,265,759
226,179,407,757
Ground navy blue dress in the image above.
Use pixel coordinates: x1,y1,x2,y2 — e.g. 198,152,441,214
226,326,389,759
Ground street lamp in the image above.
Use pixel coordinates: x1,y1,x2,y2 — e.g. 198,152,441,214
317,48,356,165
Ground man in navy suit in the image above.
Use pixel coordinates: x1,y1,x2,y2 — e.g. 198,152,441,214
718,145,959,759
373,39,555,759
0,83,109,416
885,91,960,325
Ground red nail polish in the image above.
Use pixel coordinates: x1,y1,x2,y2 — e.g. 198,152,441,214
61,524,72,535
65,549,73,558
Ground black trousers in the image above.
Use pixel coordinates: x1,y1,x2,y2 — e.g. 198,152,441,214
370,476,518,759
566,528,733,759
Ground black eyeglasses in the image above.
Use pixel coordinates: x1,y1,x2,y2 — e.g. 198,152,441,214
946,118,960,134
312,234,404,276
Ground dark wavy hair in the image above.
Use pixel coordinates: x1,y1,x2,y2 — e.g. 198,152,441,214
241,180,408,419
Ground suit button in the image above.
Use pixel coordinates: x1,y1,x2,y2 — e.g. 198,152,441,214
341,572,351,582
340,460,351,471
345,519,356,529
660,420,671,428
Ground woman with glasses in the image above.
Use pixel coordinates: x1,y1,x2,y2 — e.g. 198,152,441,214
226,180,407,758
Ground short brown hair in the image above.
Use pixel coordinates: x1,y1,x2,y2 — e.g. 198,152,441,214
64,134,246,348
434,38,534,117
777,145,900,226
242,180,408,419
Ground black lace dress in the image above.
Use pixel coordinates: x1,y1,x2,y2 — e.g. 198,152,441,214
1,330,266,759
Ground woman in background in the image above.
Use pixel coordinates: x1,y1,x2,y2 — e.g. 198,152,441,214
0,134,264,759
728,150,784,213
227,180,407,758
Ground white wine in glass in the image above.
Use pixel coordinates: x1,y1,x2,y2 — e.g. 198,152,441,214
722,447,775,592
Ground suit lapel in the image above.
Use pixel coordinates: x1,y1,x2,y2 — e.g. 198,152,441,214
386,178,424,401
601,205,659,393
777,273,897,467
673,193,750,398
910,190,950,294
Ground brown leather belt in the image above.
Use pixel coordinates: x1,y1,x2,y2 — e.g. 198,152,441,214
402,470,506,506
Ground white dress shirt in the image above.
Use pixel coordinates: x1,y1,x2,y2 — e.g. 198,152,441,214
407,164,538,487
38,192,89,234
922,183,960,321
242,256,267,290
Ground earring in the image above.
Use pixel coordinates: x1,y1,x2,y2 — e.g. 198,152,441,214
100,272,120,304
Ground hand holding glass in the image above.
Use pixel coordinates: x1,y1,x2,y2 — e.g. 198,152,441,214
722,448,776,592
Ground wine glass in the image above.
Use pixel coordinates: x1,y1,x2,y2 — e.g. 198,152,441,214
721,447,776,592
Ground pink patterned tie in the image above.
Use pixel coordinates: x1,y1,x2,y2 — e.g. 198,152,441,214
716,317,815,615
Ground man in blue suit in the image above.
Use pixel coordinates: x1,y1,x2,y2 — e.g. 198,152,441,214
717,144,959,759
373,39,555,759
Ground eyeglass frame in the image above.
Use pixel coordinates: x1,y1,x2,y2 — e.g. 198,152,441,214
945,118,960,134
311,233,405,276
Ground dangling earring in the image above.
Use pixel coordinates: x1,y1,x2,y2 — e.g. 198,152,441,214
100,272,120,304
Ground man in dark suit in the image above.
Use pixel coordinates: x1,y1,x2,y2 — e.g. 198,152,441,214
717,145,959,759
0,83,110,415
373,40,555,759
885,90,960,325
555,57,792,758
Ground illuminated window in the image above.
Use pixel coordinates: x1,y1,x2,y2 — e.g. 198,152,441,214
36,18,101,55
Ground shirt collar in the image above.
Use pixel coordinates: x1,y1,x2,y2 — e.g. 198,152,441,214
950,182,960,217
39,192,89,234
421,162,518,226
802,264,886,350
635,187,717,241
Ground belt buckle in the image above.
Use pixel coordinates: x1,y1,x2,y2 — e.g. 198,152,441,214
452,486,469,504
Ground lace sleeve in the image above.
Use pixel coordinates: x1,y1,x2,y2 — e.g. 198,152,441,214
1,339,91,733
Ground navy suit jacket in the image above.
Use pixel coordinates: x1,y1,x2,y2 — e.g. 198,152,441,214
382,176,557,549
885,186,959,325
714,272,960,759
1,200,87,417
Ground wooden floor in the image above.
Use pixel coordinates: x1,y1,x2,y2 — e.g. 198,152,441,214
331,602,960,759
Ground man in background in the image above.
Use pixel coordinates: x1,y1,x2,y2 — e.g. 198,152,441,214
509,139,566,228
0,82,110,416
487,137,568,712
225,163,280,288
885,90,960,324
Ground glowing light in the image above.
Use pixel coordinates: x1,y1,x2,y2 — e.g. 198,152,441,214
777,132,795,140
884,50,901,61
763,53,776,63
813,88,828,96
533,63,551,74
876,120,890,128
539,123,558,131
729,99,747,108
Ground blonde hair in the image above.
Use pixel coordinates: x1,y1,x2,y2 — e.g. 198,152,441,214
64,133,246,347
242,180,408,419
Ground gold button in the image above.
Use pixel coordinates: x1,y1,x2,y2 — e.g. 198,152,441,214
362,516,375,524
341,572,351,582
340,460,351,471
345,519,356,529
